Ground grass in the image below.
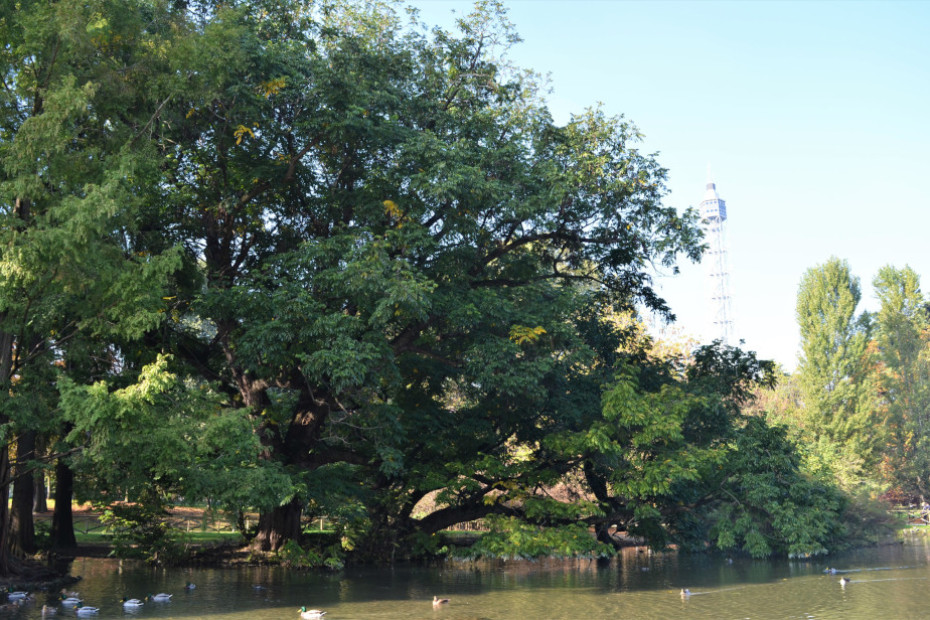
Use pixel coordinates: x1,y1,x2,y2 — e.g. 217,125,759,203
34,503,248,547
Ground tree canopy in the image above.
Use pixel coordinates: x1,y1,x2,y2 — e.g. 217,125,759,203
0,0,866,572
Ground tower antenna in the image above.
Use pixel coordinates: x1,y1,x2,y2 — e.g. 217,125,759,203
700,169,734,344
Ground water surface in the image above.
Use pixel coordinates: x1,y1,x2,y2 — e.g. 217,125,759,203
5,543,930,619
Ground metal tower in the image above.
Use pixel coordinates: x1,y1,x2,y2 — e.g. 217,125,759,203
700,173,734,345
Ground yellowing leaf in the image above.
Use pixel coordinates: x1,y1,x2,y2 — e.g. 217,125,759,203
509,325,547,345
234,125,255,145
383,199,405,224
258,77,287,98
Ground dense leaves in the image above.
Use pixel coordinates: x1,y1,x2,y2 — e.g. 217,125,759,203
0,0,880,572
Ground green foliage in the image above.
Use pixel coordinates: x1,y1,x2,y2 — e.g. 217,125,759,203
58,354,287,556
0,0,875,570
454,516,613,560
708,418,846,558
98,502,182,565
276,538,346,571
873,265,930,498
796,257,883,479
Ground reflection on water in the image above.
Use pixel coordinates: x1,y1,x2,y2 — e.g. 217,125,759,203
3,543,930,619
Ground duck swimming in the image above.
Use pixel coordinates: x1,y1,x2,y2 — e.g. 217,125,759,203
60,595,82,606
121,598,144,609
840,577,851,586
298,606,326,619
680,588,691,597
75,604,99,616
149,593,172,602
433,596,450,607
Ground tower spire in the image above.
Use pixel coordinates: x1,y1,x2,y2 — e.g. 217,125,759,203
699,171,734,345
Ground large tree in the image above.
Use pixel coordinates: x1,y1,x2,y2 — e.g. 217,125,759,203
0,0,185,573
796,257,882,486
873,265,930,499
129,0,704,555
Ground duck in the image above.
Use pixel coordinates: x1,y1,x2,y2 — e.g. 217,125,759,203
184,582,196,590
75,604,99,616
824,567,837,574
7,590,29,601
121,598,145,609
299,606,326,619
680,588,691,597
60,595,82,606
149,593,172,602
41,605,57,616
432,596,450,607
840,577,851,586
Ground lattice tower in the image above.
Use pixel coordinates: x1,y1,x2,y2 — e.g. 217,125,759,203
699,175,734,345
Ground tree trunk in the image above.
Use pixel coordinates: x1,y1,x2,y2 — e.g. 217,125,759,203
0,447,12,575
51,459,76,549
11,430,36,556
33,472,47,513
251,497,303,552
33,434,48,513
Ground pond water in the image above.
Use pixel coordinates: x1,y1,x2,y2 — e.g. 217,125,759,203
5,542,930,619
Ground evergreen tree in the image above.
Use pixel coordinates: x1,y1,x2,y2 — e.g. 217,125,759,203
0,0,186,572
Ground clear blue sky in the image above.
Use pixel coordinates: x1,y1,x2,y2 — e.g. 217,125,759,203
410,0,930,370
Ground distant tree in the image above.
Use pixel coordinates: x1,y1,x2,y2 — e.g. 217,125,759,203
744,367,805,431
796,257,882,488
873,265,930,499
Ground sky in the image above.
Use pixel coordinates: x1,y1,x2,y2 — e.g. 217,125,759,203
409,0,930,370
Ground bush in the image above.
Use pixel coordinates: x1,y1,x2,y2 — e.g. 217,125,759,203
98,503,184,565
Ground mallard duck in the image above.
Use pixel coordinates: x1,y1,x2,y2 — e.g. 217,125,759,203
824,567,837,574
432,596,450,607
60,595,82,606
680,588,691,597
41,605,57,616
7,590,29,601
298,606,326,619
121,598,144,609
149,593,172,602
75,604,99,616
184,582,196,590
839,577,851,586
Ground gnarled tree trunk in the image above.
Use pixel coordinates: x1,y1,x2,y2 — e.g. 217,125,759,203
251,497,303,551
